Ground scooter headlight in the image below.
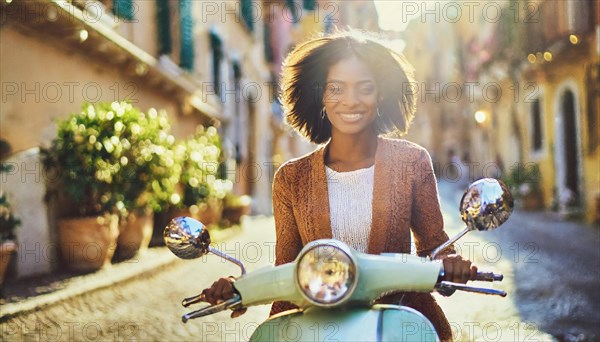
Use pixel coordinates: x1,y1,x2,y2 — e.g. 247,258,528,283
295,241,358,307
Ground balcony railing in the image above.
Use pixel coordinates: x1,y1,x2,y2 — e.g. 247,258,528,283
524,0,595,52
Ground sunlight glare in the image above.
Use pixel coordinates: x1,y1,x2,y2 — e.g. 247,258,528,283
374,0,419,32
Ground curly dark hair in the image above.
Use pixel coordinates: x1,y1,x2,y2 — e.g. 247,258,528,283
279,30,417,144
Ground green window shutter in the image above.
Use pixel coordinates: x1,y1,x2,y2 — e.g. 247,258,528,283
263,22,273,63
210,31,223,95
303,0,316,11
179,0,195,71
156,0,172,55
286,0,298,22
112,0,134,21
241,0,255,32
232,60,242,82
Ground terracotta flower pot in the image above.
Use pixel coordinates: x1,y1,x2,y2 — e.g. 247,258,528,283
170,207,197,220
197,200,223,226
0,241,16,286
521,192,544,211
57,215,119,272
114,211,154,261
223,204,251,225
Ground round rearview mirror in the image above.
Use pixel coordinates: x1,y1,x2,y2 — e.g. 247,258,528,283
460,178,514,232
164,217,211,259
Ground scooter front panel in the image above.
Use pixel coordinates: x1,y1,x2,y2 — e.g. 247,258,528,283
249,305,438,342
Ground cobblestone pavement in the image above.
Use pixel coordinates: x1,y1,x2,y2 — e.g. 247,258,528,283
1,216,274,342
2,182,598,341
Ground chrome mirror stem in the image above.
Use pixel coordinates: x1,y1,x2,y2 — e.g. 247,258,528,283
430,227,469,260
209,246,246,276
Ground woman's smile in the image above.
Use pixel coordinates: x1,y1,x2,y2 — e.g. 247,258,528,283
337,112,366,123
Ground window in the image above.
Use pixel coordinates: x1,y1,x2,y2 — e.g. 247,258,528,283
156,0,172,55
286,0,299,22
210,31,223,96
73,0,134,21
586,63,599,153
263,22,273,63
155,0,195,71
112,0,134,21
241,0,255,32
179,0,194,71
531,98,543,152
303,0,316,11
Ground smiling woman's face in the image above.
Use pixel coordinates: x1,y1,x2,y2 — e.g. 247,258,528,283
323,54,379,138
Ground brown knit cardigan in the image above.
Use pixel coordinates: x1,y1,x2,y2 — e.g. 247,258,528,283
269,136,454,341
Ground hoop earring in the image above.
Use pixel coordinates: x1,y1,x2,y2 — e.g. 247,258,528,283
317,107,327,138
374,107,386,134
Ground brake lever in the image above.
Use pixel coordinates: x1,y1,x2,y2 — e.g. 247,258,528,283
435,281,507,297
182,294,242,323
182,293,206,308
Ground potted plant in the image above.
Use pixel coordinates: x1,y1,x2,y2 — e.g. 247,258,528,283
41,102,135,271
174,126,229,226
112,106,182,261
502,162,543,211
222,193,252,227
0,141,19,285
0,190,20,286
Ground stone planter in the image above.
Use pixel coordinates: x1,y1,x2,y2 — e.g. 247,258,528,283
114,211,154,262
57,215,119,272
0,241,16,286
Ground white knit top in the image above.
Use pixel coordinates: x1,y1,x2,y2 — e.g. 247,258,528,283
325,164,374,253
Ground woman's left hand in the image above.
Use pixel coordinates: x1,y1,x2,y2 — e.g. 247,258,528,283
442,254,478,284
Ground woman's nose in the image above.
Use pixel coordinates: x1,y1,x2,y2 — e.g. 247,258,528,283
341,89,360,106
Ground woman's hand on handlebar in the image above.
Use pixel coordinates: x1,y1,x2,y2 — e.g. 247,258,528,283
202,277,235,304
442,254,478,284
201,277,247,318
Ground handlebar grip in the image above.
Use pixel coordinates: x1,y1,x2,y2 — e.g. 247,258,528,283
473,271,503,282
182,294,242,323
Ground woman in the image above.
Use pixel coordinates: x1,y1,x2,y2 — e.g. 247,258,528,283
203,31,476,341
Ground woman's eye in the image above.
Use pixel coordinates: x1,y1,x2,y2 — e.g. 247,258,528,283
328,85,342,94
359,86,375,94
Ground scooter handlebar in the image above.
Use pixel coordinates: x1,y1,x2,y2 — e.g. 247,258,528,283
182,294,242,323
438,268,504,283
435,281,507,297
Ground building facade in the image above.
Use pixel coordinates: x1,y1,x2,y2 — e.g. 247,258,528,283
0,0,275,278
464,0,600,223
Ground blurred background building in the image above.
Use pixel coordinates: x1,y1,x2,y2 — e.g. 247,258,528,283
393,0,599,224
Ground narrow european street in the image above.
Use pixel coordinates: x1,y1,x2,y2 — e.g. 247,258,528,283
2,182,598,341
436,181,600,342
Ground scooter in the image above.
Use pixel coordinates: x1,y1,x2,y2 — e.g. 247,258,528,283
164,178,514,342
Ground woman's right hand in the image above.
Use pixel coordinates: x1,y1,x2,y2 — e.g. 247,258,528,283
201,277,247,318
202,277,235,304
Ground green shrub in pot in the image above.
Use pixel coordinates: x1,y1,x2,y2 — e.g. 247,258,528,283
176,126,231,225
41,101,182,268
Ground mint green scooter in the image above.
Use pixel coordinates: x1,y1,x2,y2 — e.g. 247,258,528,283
164,178,513,342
